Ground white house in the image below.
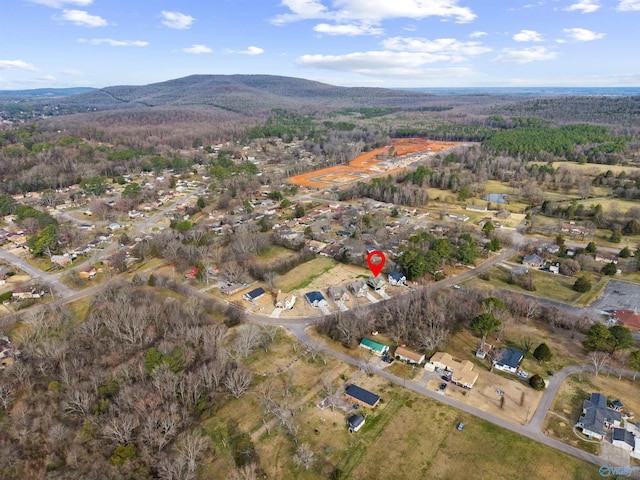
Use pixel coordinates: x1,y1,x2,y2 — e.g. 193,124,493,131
275,291,296,310
492,348,523,374
388,272,407,286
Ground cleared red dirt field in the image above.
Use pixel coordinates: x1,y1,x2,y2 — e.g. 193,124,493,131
289,138,461,188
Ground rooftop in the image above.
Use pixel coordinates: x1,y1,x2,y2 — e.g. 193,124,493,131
345,384,380,407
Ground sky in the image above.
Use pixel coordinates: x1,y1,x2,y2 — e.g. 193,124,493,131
1,0,640,89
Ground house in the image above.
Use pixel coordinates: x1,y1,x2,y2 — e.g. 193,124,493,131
367,276,385,291
79,265,97,279
576,393,622,441
185,267,199,279
388,272,406,286
243,287,265,302
347,414,365,433
596,253,619,264
328,285,349,303
12,287,43,300
359,338,389,356
561,224,589,236
610,310,640,331
221,283,245,296
348,280,368,298
612,428,635,452
275,291,296,310
429,352,478,389
304,291,328,308
492,348,524,374
51,255,71,266
337,230,352,238
522,254,544,268
394,346,425,365
345,384,381,409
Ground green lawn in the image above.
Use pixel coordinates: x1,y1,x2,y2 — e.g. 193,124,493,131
473,265,582,304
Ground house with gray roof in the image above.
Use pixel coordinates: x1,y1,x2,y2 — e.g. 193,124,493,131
576,393,622,441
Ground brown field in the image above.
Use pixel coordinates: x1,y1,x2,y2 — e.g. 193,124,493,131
289,138,463,188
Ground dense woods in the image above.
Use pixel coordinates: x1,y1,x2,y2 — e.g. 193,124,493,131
0,281,275,479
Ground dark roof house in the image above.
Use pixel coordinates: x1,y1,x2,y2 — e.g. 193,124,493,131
345,384,381,409
305,291,327,308
388,272,407,286
492,348,523,373
576,393,622,441
243,287,265,302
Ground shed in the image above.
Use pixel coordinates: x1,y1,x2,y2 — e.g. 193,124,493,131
345,385,380,409
347,414,365,433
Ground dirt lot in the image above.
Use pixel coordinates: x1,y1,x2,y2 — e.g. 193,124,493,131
425,367,542,425
289,138,463,189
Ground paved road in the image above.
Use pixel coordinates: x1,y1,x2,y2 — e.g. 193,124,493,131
287,322,619,468
0,248,73,297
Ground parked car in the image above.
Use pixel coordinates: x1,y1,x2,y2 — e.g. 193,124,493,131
452,284,461,290
440,382,448,391
457,422,465,431
547,370,554,376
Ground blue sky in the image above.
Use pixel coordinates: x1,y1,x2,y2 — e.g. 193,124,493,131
1,0,640,89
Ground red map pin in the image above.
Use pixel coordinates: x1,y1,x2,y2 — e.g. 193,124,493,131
366,250,386,277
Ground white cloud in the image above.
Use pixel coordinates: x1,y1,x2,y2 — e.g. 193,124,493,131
25,0,93,8
297,51,473,78
469,31,487,38
0,60,39,72
60,9,107,27
78,38,148,47
383,36,491,56
38,75,56,82
183,44,212,54
60,68,84,75
273,0,476,27
161,11,194,29
617,0,640,10
314,23,384,36
238,46,264,55
564,0,600,13
493,46,557,63
563,27,605,41
513,29,543,42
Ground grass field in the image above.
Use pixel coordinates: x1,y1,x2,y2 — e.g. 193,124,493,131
194,326,602,479
470,265,582,304
275,257,338,292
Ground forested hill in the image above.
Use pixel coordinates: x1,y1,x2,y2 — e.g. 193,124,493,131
30,74,454,115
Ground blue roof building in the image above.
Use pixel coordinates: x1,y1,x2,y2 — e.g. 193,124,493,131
345,384,381,409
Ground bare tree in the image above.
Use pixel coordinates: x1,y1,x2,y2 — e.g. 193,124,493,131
293,443,315,470
520,336,535,354
224,366,253,398
589,351,610,377
101,412,139,444
228,463,258,480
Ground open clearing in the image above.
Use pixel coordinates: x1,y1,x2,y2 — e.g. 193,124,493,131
289,138,463,188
